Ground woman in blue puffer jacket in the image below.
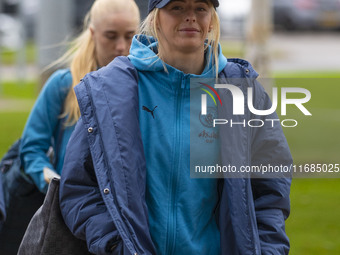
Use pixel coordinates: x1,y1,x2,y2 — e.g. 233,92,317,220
60,0,292,254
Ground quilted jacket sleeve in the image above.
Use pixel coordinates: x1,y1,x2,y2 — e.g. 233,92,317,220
59,118,125,255
250,80,292,255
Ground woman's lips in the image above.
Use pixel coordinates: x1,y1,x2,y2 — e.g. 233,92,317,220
179,28,200,35
180,28,200,32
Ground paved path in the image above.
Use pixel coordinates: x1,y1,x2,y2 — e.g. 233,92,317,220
0,64,39,81
0,98,34,112
270,32,340,72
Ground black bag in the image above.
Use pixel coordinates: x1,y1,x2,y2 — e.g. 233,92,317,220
0,139,45,255
17,178,91,255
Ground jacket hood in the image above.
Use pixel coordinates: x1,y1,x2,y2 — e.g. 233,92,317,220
128,35,228,78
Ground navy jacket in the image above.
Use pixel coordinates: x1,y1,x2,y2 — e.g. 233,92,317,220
60,57,292,255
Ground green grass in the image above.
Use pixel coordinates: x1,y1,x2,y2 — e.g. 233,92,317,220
221,40,245,58
0,112,30,157
0,80,36,157
274,77,340,164
0,80,38,99
0,41,37,65
287,179,340,254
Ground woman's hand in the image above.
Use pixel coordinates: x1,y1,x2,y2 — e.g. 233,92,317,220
43,167,60,184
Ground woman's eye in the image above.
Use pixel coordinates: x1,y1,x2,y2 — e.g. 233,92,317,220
105,34,117,40
196,5,208,12
171,6,183,10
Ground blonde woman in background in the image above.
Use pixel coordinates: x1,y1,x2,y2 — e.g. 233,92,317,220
1,1,139,253
0,1,139,253
20,0,140,193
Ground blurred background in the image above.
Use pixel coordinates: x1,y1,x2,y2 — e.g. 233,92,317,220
0,0,340,254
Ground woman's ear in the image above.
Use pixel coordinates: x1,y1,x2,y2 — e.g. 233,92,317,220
153,17,160,31
89,26,95,38
208,25,213,33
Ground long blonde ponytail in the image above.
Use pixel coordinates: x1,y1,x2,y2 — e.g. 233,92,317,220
59,13,96,126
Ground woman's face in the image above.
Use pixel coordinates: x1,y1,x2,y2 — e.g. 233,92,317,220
91,12,138,67
157,0,212,56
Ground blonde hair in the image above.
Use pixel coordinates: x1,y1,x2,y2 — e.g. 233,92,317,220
139,2,220,78
58,0,140,126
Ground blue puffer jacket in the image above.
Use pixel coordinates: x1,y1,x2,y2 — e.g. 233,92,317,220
60,49,292,254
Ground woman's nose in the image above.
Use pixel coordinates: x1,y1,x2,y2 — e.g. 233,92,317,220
185,9,196,22
115,37,128,52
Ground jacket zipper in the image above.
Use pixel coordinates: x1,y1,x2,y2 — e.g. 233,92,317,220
165,77,185,255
